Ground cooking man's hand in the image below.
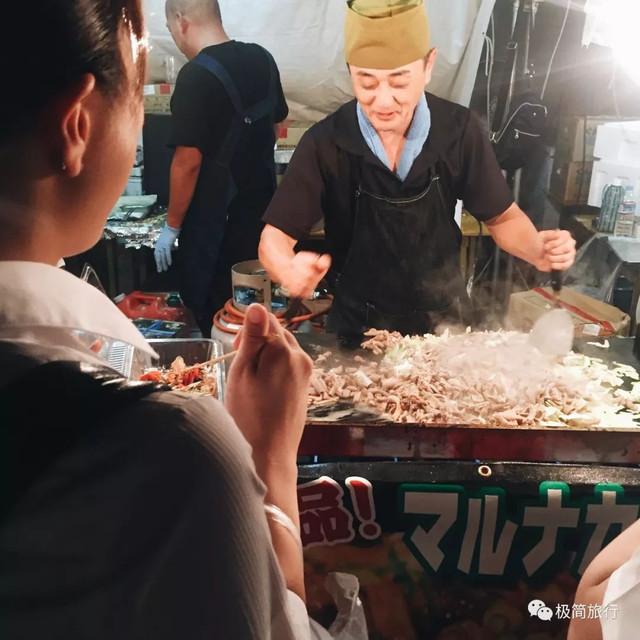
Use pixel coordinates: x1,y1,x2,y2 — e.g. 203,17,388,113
536,230,576,272
225,304,312,472
281,252,332,299
154,224,181,273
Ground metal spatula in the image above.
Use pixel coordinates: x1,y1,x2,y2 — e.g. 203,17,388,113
529,270,574,357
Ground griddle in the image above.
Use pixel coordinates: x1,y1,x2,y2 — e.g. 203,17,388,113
297,333,640,464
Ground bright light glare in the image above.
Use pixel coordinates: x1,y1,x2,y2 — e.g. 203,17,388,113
132,31,151,63
121,8,150,64
585,0,640,84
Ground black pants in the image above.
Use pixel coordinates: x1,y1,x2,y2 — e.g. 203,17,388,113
191,270,233,337
183,211,265,336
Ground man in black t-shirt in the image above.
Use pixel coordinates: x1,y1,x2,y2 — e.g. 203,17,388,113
155,0,288,335
259,0,577,340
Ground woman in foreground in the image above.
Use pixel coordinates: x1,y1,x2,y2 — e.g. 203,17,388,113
0,1,322,637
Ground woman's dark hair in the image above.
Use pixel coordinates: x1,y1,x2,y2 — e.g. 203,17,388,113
1,0,145,146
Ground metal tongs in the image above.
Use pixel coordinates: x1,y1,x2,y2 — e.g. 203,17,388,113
280,287,329,323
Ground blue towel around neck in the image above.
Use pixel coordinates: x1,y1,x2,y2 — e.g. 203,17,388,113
356,93,431,182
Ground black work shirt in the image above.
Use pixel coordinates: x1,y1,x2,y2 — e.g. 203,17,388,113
170,41,289,218
263,92,513,276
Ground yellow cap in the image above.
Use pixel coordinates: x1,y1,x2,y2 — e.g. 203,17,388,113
345,0,430,69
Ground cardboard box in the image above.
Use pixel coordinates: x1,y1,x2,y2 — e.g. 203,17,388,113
143,84,174,114
550,160,593,205
144,95,171,114
555,116,632,165
506,287,631,338
276,121,314,149
143,84,174,96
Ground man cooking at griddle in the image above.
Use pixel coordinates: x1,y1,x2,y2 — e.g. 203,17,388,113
259,0,576,343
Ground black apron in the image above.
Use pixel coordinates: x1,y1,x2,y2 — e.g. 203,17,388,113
328,156,470,340
178,51,277,317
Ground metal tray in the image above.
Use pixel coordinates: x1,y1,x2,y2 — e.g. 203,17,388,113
147,338,226,401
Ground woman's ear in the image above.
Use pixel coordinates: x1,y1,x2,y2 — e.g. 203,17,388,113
57,74,96,178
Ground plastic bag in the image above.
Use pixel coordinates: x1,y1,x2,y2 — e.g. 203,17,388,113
309,573,369,640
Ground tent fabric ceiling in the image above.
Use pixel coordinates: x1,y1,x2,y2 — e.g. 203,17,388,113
145,0,495,120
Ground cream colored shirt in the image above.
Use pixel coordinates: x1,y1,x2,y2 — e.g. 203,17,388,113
0,261,327,639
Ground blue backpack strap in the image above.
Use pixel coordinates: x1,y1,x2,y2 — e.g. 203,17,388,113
192,52,244,167
243,49,277,124
192,52,244,115
192,49,278,167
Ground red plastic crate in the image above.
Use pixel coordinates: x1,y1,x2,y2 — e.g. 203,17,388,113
116,291,187,323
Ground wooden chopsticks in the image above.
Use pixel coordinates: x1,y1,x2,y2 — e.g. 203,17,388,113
183,350,238,372
182,332,283,372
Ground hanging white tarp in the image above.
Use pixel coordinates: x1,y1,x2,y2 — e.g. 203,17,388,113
145,0,495,120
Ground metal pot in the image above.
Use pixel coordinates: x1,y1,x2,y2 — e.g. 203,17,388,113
231,260,287,313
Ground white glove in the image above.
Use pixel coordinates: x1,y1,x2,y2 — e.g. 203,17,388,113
154,224,180,273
